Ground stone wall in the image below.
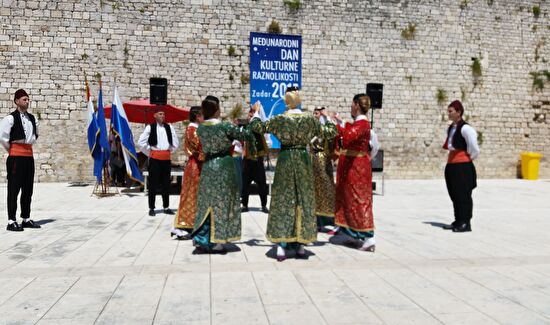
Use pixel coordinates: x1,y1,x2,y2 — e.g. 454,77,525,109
1,0,549,182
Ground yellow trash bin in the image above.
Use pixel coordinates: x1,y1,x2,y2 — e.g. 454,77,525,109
520,152,543,180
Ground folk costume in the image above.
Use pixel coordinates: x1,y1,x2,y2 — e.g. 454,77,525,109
0,89,41,231
249,91,337,261
241,130,270,213
334,114,378,251
443,101,479,232
191,119,255,252
138,121,179,216
309,117,337,230
173,122,204,237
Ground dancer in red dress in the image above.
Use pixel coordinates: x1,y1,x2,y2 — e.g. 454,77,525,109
332,94,376,252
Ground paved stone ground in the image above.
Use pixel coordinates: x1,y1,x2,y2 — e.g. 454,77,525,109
0,179,550,325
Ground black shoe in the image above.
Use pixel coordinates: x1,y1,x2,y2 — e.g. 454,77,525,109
442,224,455,230
261,206,269,213
164,208,174,215
241,207,249,213
6,222,24,232
452,223,472,232
21,220,41,229
149,209,155,216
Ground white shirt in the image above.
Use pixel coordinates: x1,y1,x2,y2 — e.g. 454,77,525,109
138,123,179,156
447,123,480,160
0,111,38,151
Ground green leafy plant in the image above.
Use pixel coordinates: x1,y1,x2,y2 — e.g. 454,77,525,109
268,20,282,34
436,88,448,106
228,103,243,120
229,73,234,81
530,71,545,91
240,74,250,85
283,0,301,10
460,0,470,10
405,75,414,84
477,131,483,145
228,45,236,56
81,53,89,60
471,57,482,78
401,23,416,40
533,6,541,18
495,16,501,22
111,1,121,10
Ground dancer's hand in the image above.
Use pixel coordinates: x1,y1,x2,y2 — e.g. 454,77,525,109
251,101,261,112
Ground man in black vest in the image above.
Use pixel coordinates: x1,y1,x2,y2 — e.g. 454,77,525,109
0,89,41,231
442,100,480,232
241,108,269,213
138,108,179,216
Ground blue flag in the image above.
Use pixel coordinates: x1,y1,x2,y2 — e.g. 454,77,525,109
110,87,144,183
95,84,110,182
85,84,103,183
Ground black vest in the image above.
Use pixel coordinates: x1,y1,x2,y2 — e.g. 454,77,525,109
447,120,468,150
148,123,173,147
9,110,38,142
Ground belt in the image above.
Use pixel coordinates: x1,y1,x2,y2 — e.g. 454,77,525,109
9,143,33,157
281,146,306,151
447,150,472,164
150,150,171,160
205,150,231,161
338,149,369,157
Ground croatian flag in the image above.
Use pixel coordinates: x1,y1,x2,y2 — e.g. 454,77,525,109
110,87,144,183
85,81,103,182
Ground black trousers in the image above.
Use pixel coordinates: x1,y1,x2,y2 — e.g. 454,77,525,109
444,162,477,226
241,157,268,208
6,156,34,221
148,158,171,210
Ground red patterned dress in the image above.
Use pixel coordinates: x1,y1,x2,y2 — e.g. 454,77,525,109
334,117,374,237
174,123,204,231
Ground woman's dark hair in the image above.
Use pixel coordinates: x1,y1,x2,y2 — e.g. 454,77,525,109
189,106,202,122
353,93,366,103
356,94,371,114
201,98,219,119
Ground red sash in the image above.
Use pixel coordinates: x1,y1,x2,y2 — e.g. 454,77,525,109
9,143,33,157
448,150,472,164
150,150,171,160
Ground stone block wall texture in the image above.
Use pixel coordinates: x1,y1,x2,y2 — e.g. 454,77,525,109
1,0,549,182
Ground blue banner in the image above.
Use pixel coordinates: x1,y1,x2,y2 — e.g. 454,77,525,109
249,32,302,148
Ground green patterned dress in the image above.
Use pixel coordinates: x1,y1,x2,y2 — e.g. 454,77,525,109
249,110,337,246
310,135,336,228
192,119,255,248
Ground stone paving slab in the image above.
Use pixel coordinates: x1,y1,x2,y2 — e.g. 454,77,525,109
0,179,549,325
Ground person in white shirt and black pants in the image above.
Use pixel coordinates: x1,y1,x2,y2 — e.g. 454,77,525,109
443,100,480,232
0,89,41,231
138,109,179,216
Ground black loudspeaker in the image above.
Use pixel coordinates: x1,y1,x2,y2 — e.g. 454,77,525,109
366,83,383,109
150,78,168,105
371,149,384,172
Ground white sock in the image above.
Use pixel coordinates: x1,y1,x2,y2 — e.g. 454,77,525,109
297,245,305,255
276,245,285,257
8,220,15,225
23,218,29,222
362,237,376,248
212,244,224,251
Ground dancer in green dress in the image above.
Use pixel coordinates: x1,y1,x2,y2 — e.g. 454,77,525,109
249,88,337,261
191,96,255,254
